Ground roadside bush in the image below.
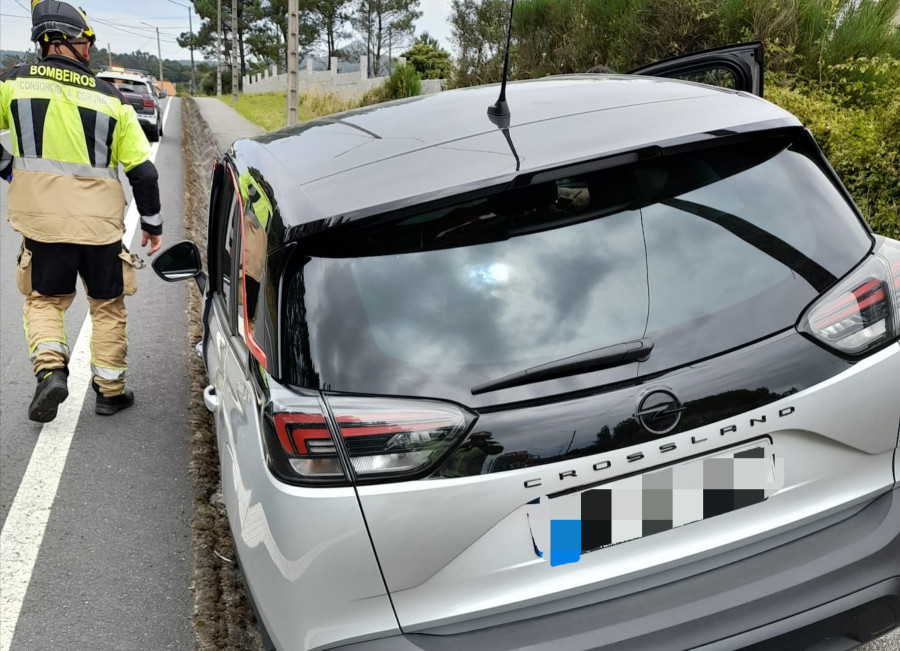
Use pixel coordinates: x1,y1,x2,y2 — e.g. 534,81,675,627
631,0,727,65
821,0,900,69
359,84,389,106
360,64,423,105
452,0,900,83
403,41,452,79
822,56,900,108
384,63,422,99
767,85,900,239
198,69,231,96
882,92,900,154
872,93,900,238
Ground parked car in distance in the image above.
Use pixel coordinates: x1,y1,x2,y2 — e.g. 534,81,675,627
97,69,165,142
154,42,900,651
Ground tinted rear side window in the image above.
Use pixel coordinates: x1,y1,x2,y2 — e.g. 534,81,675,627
284,135,870,403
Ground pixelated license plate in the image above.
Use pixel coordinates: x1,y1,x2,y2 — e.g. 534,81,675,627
526,441,782,566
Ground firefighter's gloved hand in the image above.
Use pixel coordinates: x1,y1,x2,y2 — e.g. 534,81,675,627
1,146,12,181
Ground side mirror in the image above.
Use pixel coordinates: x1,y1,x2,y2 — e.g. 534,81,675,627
158,90,167,99
152,240,206,293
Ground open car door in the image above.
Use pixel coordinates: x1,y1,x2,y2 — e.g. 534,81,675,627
629,42,764,97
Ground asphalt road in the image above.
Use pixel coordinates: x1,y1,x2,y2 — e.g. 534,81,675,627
0,98,193,650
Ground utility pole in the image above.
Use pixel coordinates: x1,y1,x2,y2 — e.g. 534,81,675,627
168,0,196,95
187,8,195,94
216,0,222,96
141,22,164,82
231,0,238,102
107,43,112,68
287,0,298,125
156,27,163,82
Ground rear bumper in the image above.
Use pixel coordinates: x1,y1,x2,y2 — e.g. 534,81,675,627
136,112,158,127
337,486,900,651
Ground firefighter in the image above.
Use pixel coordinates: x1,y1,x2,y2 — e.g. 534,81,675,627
0,1,163,422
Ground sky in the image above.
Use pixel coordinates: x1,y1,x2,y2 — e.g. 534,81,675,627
0,0,454,61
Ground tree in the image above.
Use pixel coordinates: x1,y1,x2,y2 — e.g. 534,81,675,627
2,54,23,71
309,0,352,69
85,47,195,84
351,0,376,75
244,2,286,70
415,31,441,50
402,35,451,79
352,0,421,76
179,0,254,79
244,0,318,73
177,19,221,64
200,66,232,94
449,0,510,87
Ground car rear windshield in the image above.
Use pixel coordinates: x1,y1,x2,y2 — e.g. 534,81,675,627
106,78,149,95
283,134,870,402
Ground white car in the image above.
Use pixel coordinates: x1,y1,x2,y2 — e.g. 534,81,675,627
97,70,164,141
154,43,900,651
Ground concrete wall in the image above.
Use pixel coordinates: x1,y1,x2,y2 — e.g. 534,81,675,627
244,56,445,101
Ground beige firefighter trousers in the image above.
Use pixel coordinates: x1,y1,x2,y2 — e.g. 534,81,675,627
16,240,137,397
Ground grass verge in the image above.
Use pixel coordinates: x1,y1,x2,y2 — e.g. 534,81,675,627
226,91,358,131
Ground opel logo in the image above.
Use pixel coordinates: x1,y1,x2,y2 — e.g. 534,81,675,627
634,389,685,435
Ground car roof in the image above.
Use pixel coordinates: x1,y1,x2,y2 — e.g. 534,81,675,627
231,75,801,230
97,72,149,84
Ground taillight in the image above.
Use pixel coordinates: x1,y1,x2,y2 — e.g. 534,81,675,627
798,240,900,356
264,395,475,484
272,411,344,480
142,98,154,108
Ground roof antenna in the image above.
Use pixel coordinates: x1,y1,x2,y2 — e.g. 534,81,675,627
487,0,515,125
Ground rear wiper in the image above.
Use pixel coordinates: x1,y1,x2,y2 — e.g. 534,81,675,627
471,338,653,395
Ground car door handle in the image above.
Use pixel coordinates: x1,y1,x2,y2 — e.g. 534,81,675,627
203,385,220,412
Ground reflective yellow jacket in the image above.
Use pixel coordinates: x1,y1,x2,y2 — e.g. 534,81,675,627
0,55,161,245
238,171,272,282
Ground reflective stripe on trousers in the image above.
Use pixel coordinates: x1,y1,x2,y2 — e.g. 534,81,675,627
30,340,71,361
23,291,75,375
88,296,128,395
23,293,129,393
91,364,126,381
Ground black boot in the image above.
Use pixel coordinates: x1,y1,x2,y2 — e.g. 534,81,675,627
28,369,69,423
93,381,135,416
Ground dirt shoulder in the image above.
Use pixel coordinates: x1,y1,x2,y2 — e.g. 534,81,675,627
181,97,264,651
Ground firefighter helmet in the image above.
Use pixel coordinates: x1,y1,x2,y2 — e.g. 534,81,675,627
31,1,96,45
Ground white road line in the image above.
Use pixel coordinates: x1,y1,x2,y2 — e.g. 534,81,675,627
0,100,175,651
